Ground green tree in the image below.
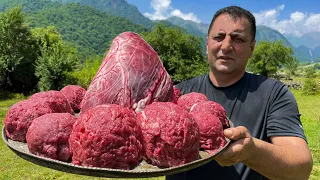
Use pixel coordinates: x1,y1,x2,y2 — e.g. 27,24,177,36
33,26,79,91
69,55,103,89
247,41,294,78
142,24,208,83
283,57,299,79
0,7,39,93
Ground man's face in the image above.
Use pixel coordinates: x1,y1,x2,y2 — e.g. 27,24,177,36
206,14,255,75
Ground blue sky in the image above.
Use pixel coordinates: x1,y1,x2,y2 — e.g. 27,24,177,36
126,0,320,37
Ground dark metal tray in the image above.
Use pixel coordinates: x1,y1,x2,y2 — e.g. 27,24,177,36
2,125,231,178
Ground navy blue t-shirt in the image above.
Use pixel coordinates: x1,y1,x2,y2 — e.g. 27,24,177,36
166,72,306,180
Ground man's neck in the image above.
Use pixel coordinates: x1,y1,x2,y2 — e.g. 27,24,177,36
209,70,245,87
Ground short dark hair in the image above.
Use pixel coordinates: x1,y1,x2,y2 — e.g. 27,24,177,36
208,6,256,42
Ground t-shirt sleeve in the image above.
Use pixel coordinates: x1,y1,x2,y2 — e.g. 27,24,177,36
266,83,306,141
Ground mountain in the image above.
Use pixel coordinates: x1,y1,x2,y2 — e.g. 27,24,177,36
256,26,294,48
285,32,320,49
294,45,315,62
166,16,208,37
0,0,148,58
49,0,154,29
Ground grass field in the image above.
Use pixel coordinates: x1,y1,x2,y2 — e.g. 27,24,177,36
0,89,319,179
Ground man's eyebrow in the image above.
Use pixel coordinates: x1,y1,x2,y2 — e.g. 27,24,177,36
230,32,246,37
214,32,226,36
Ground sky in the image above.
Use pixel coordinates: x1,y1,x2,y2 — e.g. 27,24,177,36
126,0,320,37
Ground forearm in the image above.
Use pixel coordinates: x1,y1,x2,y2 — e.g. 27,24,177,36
244,138,313,180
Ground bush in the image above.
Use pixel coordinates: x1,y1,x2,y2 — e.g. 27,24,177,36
69,55,103,89
302,79,320,95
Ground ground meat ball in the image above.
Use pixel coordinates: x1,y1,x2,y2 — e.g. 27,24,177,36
69,104,144,170
4,100,61,142
190,101,229,153
5,91,75,142
60,85,86,112
26,113,77,161
190,111,226,154
191,101,230,129
137,102,200,167
29,90,74,115
177,92,208,111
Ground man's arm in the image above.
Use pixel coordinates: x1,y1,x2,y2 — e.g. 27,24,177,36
215,126,313,180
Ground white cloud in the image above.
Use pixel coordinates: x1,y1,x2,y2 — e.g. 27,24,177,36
254,4,320,36
171,9,201,23
144,0,200,22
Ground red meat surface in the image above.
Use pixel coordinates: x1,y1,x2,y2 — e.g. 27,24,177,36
29,90,74,115
80,32,175,114
60,85,86,112
137,102,200,167
173,86,182,103
191,101,230,129
5,91,75,142
177,92,208,111
26,113,77,161
190,101,229,153
69,104,144,170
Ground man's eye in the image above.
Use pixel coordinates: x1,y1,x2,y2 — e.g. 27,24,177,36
213,36,224,41
233,38,244,43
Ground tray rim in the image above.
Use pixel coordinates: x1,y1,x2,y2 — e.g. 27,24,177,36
2,123,232,178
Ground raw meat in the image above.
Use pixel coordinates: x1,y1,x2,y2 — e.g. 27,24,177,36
29,90,74,114
177,92,208,111
190,101,228,153
60,85,86,112
191,101,230,129
26,113,77,161
80,32,175,114
137,102,200,167
69,104,144,170
5,91,74,142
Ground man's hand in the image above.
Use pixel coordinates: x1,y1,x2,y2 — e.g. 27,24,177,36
214,126,312,180
215,126,254,166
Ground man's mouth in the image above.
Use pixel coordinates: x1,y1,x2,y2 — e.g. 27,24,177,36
218,56,233,60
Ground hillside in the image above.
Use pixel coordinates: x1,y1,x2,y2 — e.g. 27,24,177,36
49,0,154,29
0,0,148,58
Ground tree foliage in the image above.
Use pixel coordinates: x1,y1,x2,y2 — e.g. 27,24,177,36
247,41,294,78
0,7,39,93
142,24,208,83
283,57,299,79
33,26,79,91
69,55,103,89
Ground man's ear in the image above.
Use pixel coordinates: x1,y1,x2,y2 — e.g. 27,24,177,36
249,39,256,57
206,36,209,55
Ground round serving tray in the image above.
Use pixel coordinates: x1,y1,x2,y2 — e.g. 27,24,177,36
2,123,232,178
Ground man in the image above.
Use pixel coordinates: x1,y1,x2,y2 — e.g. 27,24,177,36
167,6,313,180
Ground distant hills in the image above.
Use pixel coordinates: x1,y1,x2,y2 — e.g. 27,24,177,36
1,0,319,62
48,0,154,29
0,0,148,58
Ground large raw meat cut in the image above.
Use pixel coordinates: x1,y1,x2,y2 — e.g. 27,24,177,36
80,32,175,113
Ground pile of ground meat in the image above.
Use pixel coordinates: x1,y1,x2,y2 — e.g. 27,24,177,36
5,91,74,142
176,92,229,153
137,102,200,167
177,92,208,111
60,85,86,112
26,113,77,161
69,104,144,170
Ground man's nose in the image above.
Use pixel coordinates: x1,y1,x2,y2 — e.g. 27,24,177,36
220,37,233,53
